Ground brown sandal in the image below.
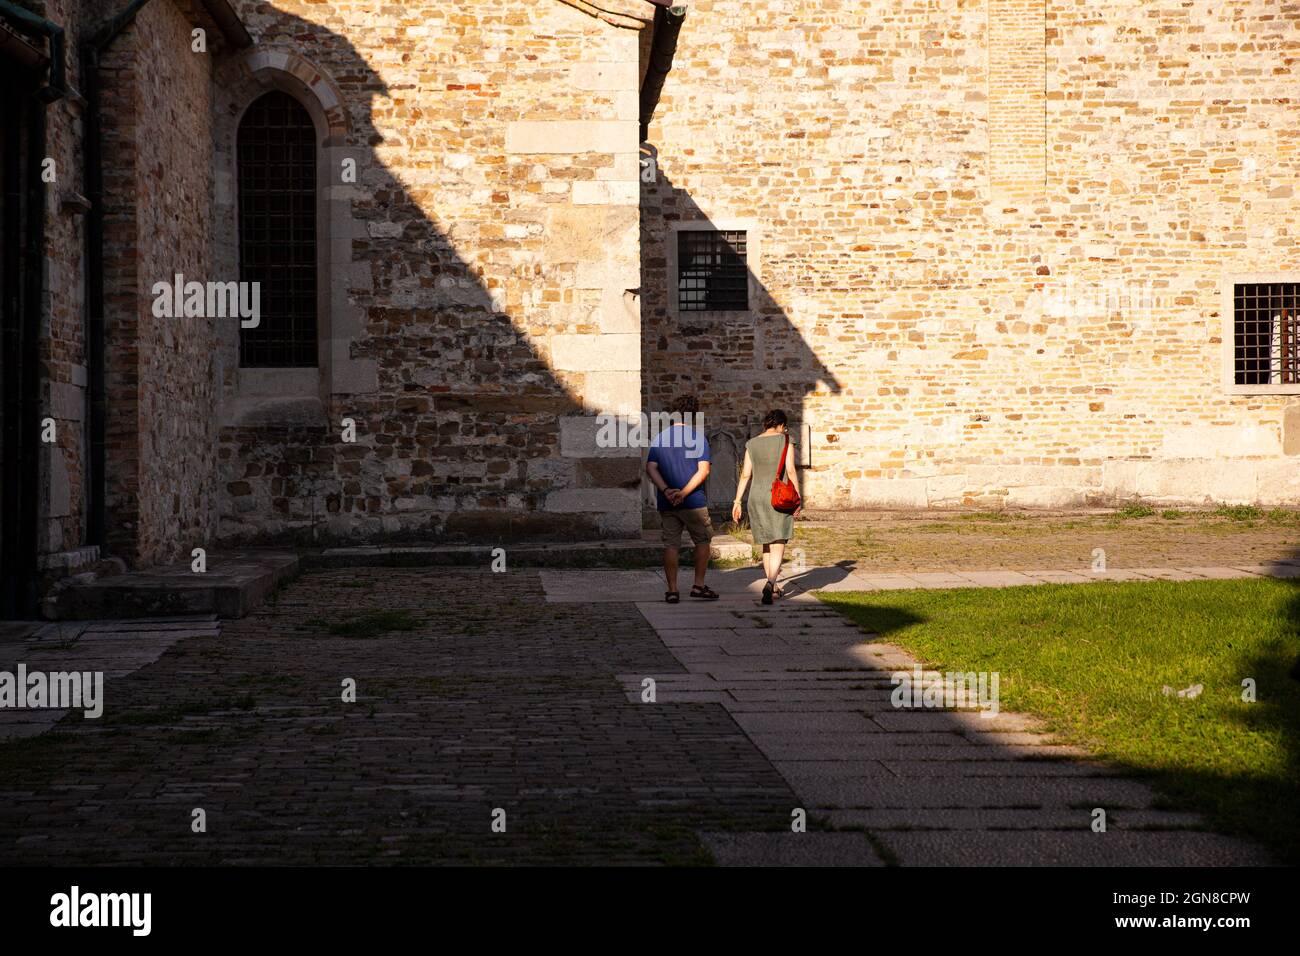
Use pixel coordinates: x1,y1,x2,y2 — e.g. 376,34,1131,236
690,584,719,600
665,591,680,604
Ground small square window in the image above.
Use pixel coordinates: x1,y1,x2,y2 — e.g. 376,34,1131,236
677,230,749,312
1232,282,1299,386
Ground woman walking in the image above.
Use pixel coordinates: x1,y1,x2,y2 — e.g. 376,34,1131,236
732,410,802,604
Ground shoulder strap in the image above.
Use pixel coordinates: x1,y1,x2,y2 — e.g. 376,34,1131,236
777,436,789,481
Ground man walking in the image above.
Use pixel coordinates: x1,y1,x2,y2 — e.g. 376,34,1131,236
645,395,718,603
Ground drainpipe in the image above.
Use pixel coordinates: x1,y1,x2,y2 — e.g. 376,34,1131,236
638,4,687,143
0,0,66,101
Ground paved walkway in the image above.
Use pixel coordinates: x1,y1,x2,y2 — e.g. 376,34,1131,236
543,563,1287,865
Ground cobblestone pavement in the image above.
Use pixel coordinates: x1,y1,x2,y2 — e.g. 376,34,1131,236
545,565,1282,865
0,570,799,866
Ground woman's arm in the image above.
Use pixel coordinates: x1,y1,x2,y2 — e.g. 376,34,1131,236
731,449,753,522
785,443,803,517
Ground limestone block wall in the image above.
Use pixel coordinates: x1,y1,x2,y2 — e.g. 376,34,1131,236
215,0,644,544
642,0,1300,510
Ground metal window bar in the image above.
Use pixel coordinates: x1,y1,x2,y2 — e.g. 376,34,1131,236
238,91,317,368
678,229,748,311
1234,283,1299,385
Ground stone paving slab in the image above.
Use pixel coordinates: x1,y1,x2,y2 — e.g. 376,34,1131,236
826,808,1206,831
876,831,1274,867
700,831,886,867
1176,566,1258,580
775,743,1087,764
791,776,1162,810
878,760,1112,778
1130,568,1205,581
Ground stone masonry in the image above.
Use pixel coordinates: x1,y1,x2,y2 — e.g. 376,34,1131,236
213,0,646,546
642,0,1300,511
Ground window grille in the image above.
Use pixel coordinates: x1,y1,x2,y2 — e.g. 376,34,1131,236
238,91,317,368
1233,282,1299,385
677,230,748,311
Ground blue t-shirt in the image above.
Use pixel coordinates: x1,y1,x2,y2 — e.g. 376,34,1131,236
647,426,711,511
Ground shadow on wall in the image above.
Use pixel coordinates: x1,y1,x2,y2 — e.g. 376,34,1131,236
638,145,842,511
215,8,641,548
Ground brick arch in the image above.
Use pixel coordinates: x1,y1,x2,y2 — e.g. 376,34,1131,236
229,49,351,146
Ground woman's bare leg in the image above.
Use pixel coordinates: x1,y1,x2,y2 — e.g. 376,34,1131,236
768,541,786,584
760,544,773,581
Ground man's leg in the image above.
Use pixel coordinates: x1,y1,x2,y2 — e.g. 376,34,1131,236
662,512,683,595
692,542,709,587
664,544,679,593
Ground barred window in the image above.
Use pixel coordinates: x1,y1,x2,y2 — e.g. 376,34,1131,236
238,91,317,368
1233,283,1299,386
677,230,749,311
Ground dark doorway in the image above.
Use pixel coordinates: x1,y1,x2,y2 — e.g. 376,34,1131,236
0,61,43,618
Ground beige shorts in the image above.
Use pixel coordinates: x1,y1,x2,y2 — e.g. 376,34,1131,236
661,507,713,548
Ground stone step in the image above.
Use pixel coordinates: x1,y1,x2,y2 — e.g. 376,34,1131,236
313,532,750,571
54,552,299,620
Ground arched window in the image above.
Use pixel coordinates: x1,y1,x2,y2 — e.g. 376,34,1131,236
237,91,317,368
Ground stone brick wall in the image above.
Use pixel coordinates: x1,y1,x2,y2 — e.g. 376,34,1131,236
29,0,92,561
214,0,644,545
642,0,1300,510
101,0,222,566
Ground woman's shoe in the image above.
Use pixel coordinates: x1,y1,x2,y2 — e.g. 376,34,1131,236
761,582,774,605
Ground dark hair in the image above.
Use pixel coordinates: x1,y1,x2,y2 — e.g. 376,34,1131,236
671,394,700,416
762,409,788,430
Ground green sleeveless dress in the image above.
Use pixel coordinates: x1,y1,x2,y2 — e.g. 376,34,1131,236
745,433,795,545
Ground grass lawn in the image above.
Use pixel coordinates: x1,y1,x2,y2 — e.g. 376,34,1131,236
819,578,1300,863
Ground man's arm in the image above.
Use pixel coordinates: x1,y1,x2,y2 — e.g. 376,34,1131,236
646,460,681,502
677,460,711,500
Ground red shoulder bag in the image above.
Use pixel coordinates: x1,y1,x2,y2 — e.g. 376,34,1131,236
770,435,801,514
